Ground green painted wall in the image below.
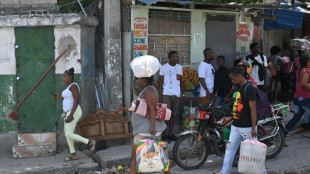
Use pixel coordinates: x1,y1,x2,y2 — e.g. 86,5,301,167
15,27,56,132
0,75,17,133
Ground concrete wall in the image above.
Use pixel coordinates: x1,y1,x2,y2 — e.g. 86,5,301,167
104,0,123,112
190,10,206,63
0,0,57,13
0,27,17,133
0,14,97,156
263,29,302,57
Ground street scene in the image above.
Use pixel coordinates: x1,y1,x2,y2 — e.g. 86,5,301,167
0,0,310,174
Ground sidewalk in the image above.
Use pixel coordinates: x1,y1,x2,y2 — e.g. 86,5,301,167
1,104,310,174
0,150,98,174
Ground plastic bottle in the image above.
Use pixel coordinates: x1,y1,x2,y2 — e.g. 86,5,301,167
189,114,195,130
279,103,287,117
189,120,196,130
223,128,231,140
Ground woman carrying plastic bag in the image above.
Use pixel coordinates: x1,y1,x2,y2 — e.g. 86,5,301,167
114,55,171,174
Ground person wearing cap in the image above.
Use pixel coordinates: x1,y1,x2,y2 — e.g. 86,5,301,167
114,55,171,174
224,58,257,103
159,51,184,141
199,48,215,103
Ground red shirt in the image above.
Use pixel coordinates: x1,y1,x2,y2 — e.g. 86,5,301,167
294,68,310,99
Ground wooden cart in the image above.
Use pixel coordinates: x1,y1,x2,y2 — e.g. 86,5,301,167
76,109,132,141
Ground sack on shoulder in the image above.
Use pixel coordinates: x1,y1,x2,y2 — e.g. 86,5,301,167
268,62,277,77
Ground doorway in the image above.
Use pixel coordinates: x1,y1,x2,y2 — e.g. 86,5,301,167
15,27,56,132
206,14,236,70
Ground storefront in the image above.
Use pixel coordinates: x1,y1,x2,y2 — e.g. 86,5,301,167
131,5,253,97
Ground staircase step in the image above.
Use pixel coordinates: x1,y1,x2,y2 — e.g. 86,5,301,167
12,143,56,158
17,132,56,146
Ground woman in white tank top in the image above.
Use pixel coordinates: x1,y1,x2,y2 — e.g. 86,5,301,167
54,68,96,161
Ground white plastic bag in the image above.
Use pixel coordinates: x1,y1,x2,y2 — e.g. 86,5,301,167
130,55,161,77
238,138,267,174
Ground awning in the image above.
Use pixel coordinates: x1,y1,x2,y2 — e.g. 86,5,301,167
264,3,310,29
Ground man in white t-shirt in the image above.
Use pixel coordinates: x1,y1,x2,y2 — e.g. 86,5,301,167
246,42,268,92
198,48,215,103
159,51,184,141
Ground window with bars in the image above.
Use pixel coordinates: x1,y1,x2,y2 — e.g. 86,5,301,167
148,10,191,65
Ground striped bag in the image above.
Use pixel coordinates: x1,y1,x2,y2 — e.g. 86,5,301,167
136,138,169,173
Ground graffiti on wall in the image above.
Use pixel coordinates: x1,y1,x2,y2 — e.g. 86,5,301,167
0,57,10,64
236,24,251,57
182,67,200,97
133,17,148,58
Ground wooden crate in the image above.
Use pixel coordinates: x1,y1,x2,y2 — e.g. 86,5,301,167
76,109,132,141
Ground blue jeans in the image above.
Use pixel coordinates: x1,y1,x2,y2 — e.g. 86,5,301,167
302,113,310,124
285,98,310,136
215,96,223,107
221,125,267,174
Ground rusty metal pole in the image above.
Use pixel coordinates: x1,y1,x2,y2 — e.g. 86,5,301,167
9,45,72,120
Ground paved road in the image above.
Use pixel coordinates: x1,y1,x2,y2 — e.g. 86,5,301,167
170,106,310,174
170,132,310,174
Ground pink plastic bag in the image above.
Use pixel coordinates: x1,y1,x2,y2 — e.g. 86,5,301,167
128,99,171,121
281,57,294,74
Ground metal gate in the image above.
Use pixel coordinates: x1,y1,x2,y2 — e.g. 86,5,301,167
15,27,56,132
206,14,236,70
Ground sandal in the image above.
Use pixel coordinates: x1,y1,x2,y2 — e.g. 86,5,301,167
89,139,96,153
64,155,79,162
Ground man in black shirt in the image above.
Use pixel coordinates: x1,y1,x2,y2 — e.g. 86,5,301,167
214,66,267,174
214,55,232,107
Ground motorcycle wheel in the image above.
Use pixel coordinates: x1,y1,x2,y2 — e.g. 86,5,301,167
258,121,284,159
173,133,209,170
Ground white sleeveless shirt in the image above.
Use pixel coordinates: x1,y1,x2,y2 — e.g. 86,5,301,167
62,83,80,112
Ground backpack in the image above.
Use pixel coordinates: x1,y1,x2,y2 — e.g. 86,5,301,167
243,83,272,120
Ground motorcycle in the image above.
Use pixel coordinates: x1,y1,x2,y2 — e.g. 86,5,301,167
173,102,289,170
257,103,289,159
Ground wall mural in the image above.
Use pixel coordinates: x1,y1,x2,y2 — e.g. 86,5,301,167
154,66,201,97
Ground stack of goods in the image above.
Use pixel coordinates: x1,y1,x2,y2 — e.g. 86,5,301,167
182,106,191,131
182,105,199,131
290,35,310,54
289,38,310,51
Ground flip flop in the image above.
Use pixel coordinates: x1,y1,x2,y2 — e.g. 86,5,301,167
64,155,79,162
89,139,96,153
